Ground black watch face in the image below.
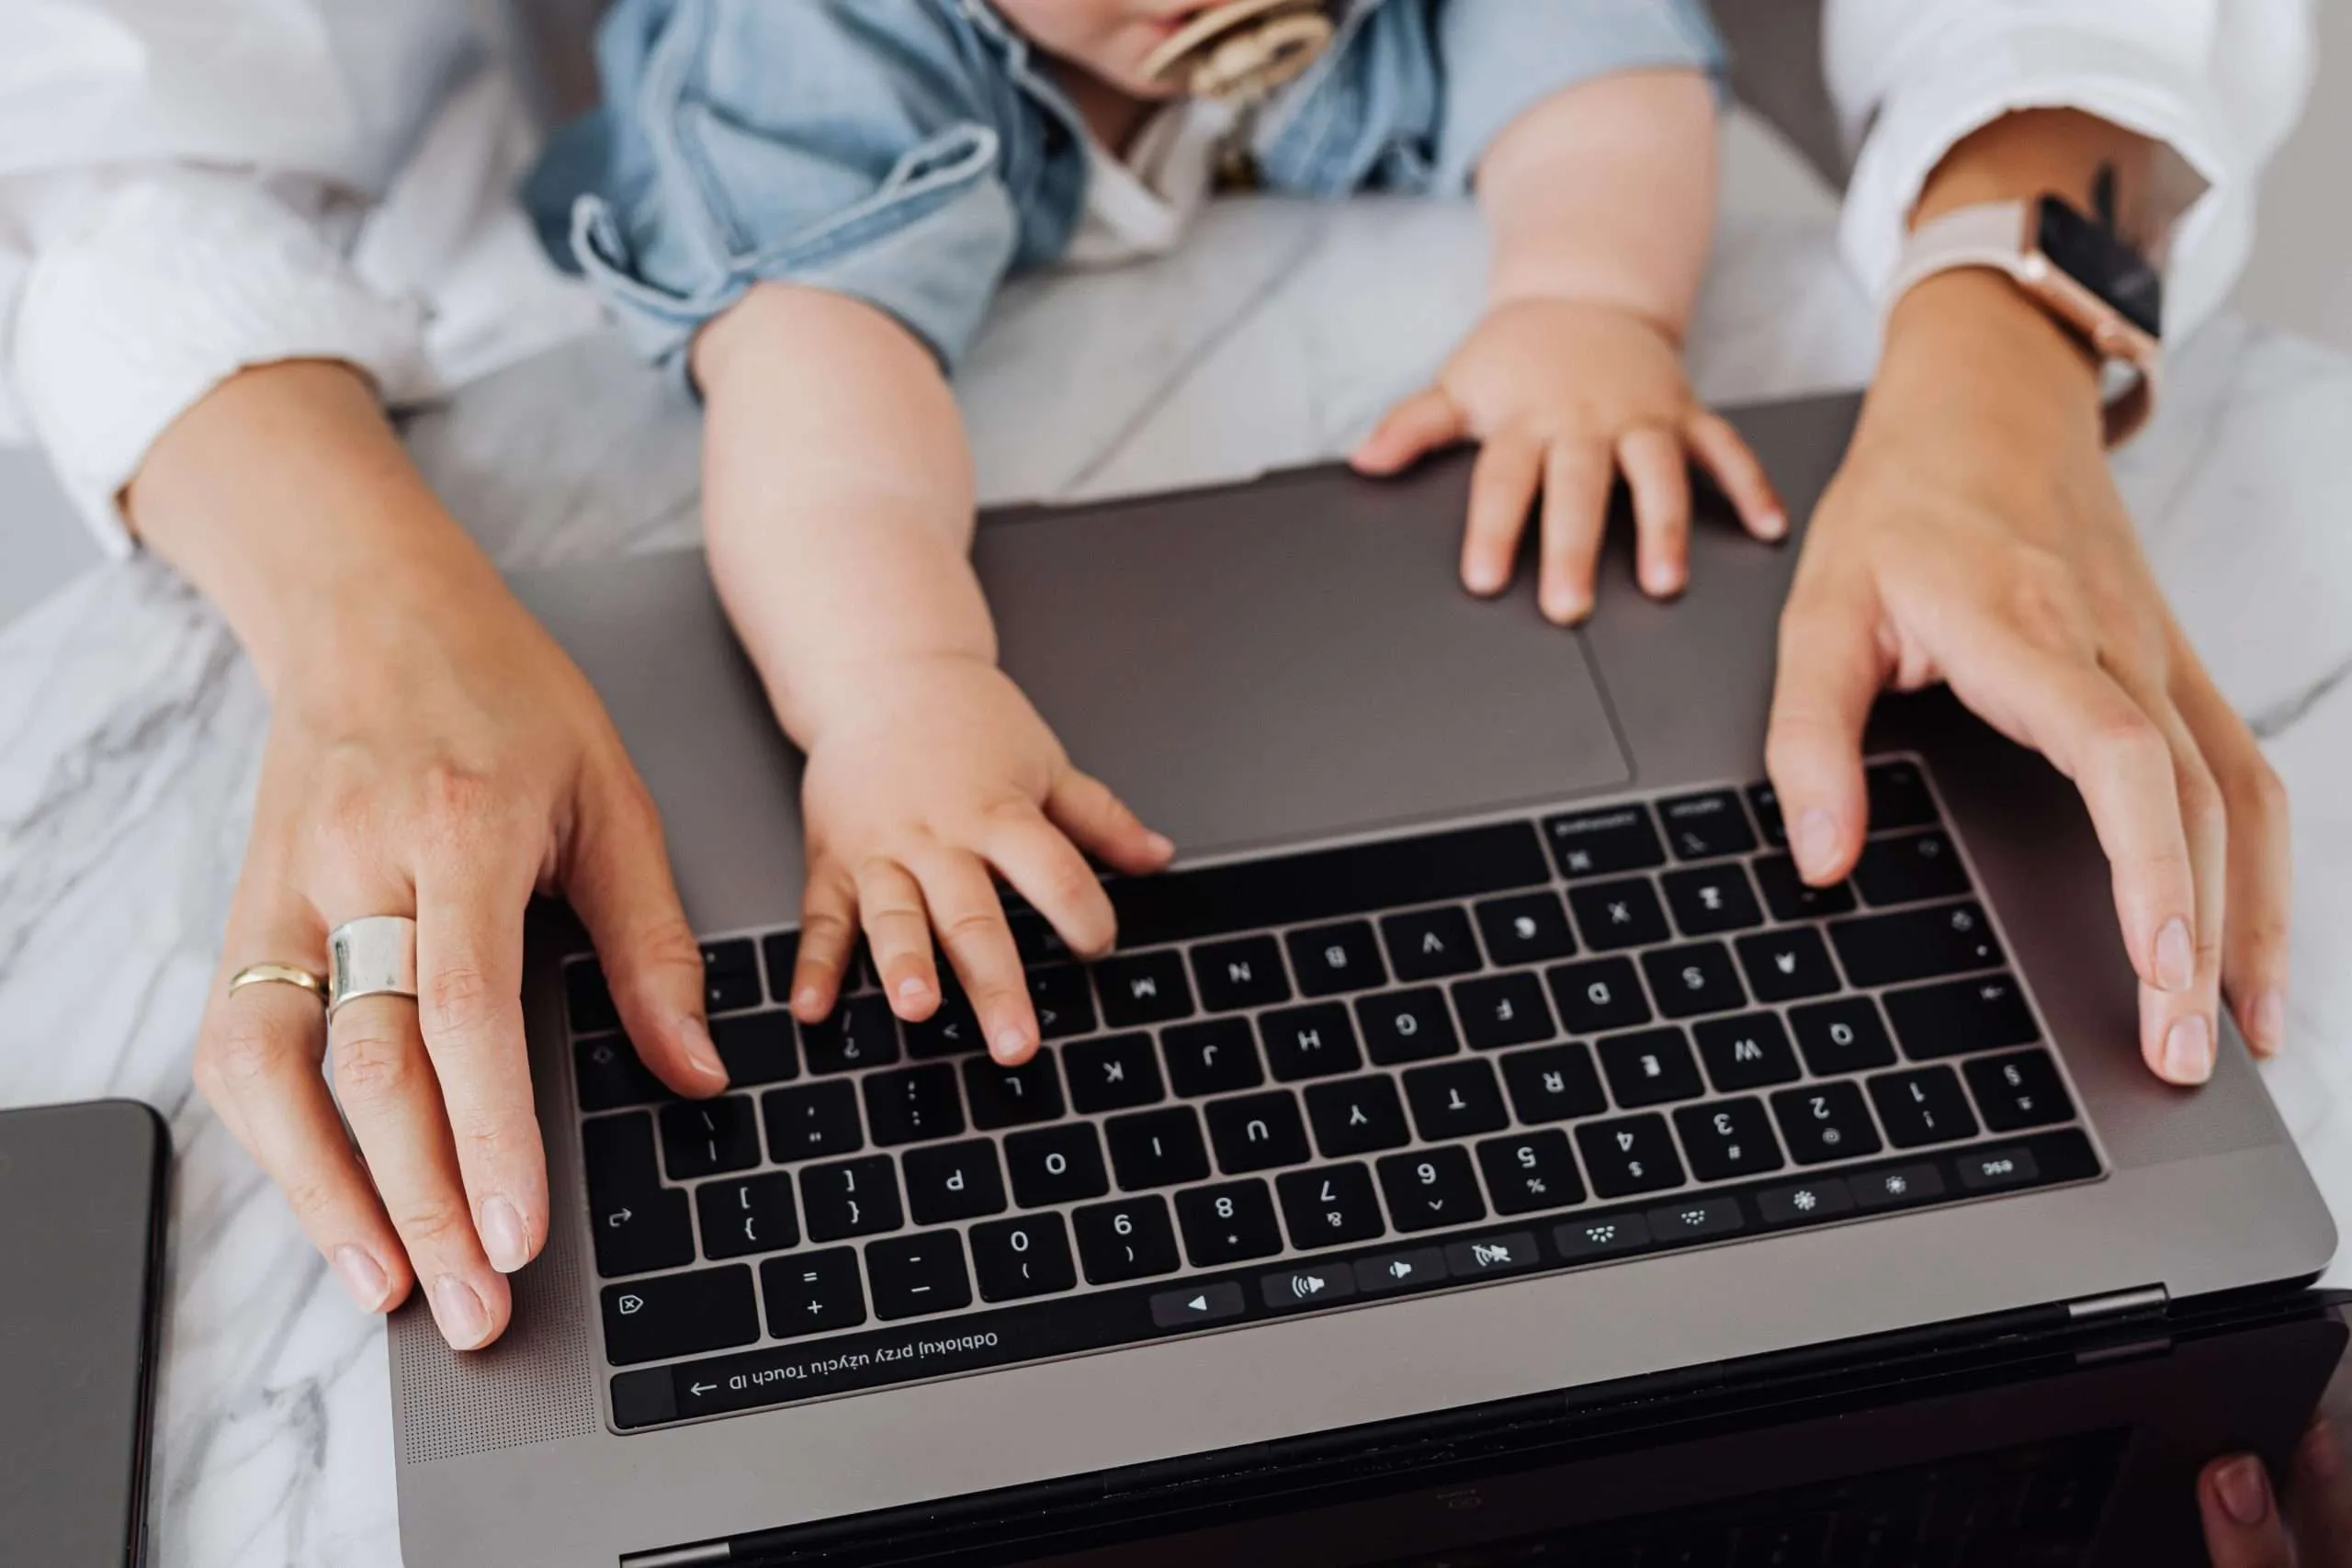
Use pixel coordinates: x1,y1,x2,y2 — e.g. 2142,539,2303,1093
2036,196,2164,337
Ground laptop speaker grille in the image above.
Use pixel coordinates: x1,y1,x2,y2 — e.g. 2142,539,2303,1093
396,1199,598,1463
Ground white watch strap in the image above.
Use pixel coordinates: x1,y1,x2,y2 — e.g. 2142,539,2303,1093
1885,199,2031,313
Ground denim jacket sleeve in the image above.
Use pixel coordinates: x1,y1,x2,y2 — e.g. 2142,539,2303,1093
537,0,1082,377
1254,0,1725,197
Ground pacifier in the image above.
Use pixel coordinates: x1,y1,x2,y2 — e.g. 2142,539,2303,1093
1142,0,1340,104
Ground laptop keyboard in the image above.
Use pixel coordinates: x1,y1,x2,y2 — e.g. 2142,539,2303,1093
564,757,2102,1432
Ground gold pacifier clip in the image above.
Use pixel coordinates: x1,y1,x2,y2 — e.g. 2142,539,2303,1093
1142,0,1340,105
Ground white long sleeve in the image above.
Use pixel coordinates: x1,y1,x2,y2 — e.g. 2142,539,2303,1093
1825,0,2317,342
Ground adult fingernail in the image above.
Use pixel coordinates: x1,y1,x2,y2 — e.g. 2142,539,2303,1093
480,1196,530,1274
2252,988,2287,1055
432,1274,491,1348
2304,1417,2342,1480
2153,918,2194,994
1793,809,1838,880
2164,1013,2214,1084
333,1245,390,1312
680,1017,728,1084
2215,1455,2271,1527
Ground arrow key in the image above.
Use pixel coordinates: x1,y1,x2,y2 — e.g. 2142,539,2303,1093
1148,1279,1245,1329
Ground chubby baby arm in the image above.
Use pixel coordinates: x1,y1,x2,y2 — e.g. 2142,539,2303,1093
1352,67,1783,623
692,284,1172,1062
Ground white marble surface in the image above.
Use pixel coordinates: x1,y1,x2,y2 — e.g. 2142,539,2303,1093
4,197,2352,1567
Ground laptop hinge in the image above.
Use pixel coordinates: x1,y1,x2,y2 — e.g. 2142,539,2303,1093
2065,1284,2168,1322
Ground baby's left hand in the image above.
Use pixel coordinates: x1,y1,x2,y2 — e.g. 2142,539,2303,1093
1351,298,1786,624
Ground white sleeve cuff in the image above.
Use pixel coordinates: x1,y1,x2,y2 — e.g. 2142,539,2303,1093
11,170,431,555
1837,21,2247,346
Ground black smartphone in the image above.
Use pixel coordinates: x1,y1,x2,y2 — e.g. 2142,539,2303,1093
0,1100,170,1566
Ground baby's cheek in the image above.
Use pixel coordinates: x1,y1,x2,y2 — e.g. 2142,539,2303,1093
989,0,1168,92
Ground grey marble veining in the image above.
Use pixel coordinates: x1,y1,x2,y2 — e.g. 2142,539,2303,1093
4,198,2351,1567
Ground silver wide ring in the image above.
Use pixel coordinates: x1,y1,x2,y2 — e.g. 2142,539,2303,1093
327,915,420,1018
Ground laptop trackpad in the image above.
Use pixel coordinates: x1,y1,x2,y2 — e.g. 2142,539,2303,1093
981,459,1632,859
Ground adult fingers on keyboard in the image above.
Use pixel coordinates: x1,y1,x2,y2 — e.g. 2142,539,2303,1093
2199,1454,2287,1567
1538,439,1613,626
2109,670,2226,1084
414,843,549,1276
789,857,861,1023
854,856,942,1018
1765,562,1883,887
910,846,1038,1066
1683,410,1786,545
195,864,406,1319
1042,767,1174,879
329,987,511,1349
566,763,729,1098
2174,653,2292,1058
984,808,1119,960
1617,424,1690,599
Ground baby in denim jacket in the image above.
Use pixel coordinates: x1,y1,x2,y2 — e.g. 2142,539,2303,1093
533,0,1785,1064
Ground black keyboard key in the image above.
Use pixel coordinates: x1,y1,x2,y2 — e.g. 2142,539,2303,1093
1883,972,2040,1059
1568,877,1671,952
1659,790,1758,861
594,1186,694,1278
1176,1180,1284,1266
1849,1163,1943,1210
761,1248,865,1337
1475,891,1577,965
1026,964,1098,1039
1869,1066,1981,1147
1789,997,1898,1075
1006,910,1074,966
962,1052,1066,1128
1746,781,1787,847
1453,972,1555,1051
575,1037,667,1113
1072,1197,1181,1283
1064,1032,1164,1112
800,1156,902,1241
1105,1107,1210,1190
1691,1012,1801,1091
1162,1019,1263,1097
762,1080,864,1163
582,1111,664,1205
1544,805,1665,879
1500,1043,1608,1123
1094,950,1194,1026
602,1266,758,1366
1750,853,1857,920
800,995,900,1073
1965,1049,2075,1132
1645,1194,1744,1246
701,939,762,1015
1757,1177,1854,1226
1640,942,1747,1019
1673,1098,1785,1180
969,1213,1078,1302
1191,936,1291,1012
1556,1212,1651,1259
1865,757,1940,829
1771,1083,1884,1164
695,1172,797,1260
1277,1163,1386,1248
903,996,984,1059
1576,1114,1686,1198
1476,1132,1586,1214
1355,987,1460,1066
565,959,618,1034
660,1095,762,1179
761,931,801,1004
902,1139,1007,1224
1259,1002,1363,1082
866,1231,971,1319
1598,1027,1705,1107
1377,1147,1487,1232
1829,901,2003,987
862,1066,966,1147
1546,957,1653,1033
1286,920,1388,996
710,1010,798,1085
1381,907,1482,980
1305,1076,1411,1156
1661,863,1765,936
1205,1090,1311,1173
1004,1122,1110,1207
1854,829,1971,907
1402,1059,1510,1140
1956,1145,2041,1190
1735,927,1841,1002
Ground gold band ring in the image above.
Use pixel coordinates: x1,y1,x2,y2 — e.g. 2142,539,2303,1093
228,962,331,1006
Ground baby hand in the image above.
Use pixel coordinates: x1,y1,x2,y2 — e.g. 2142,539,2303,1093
785,653,1173,1064
1351,298,1785,624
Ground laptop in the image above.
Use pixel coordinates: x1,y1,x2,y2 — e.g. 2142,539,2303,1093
387,392,2335,1564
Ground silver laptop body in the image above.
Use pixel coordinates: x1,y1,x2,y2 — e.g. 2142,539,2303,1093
388,393,2333,1565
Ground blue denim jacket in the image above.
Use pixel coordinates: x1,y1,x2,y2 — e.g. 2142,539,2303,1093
527,0,1722,377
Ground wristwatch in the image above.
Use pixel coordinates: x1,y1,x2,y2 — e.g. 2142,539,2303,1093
1887,194,2165,446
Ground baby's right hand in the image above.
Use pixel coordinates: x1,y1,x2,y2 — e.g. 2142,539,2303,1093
785,653,1174,1064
